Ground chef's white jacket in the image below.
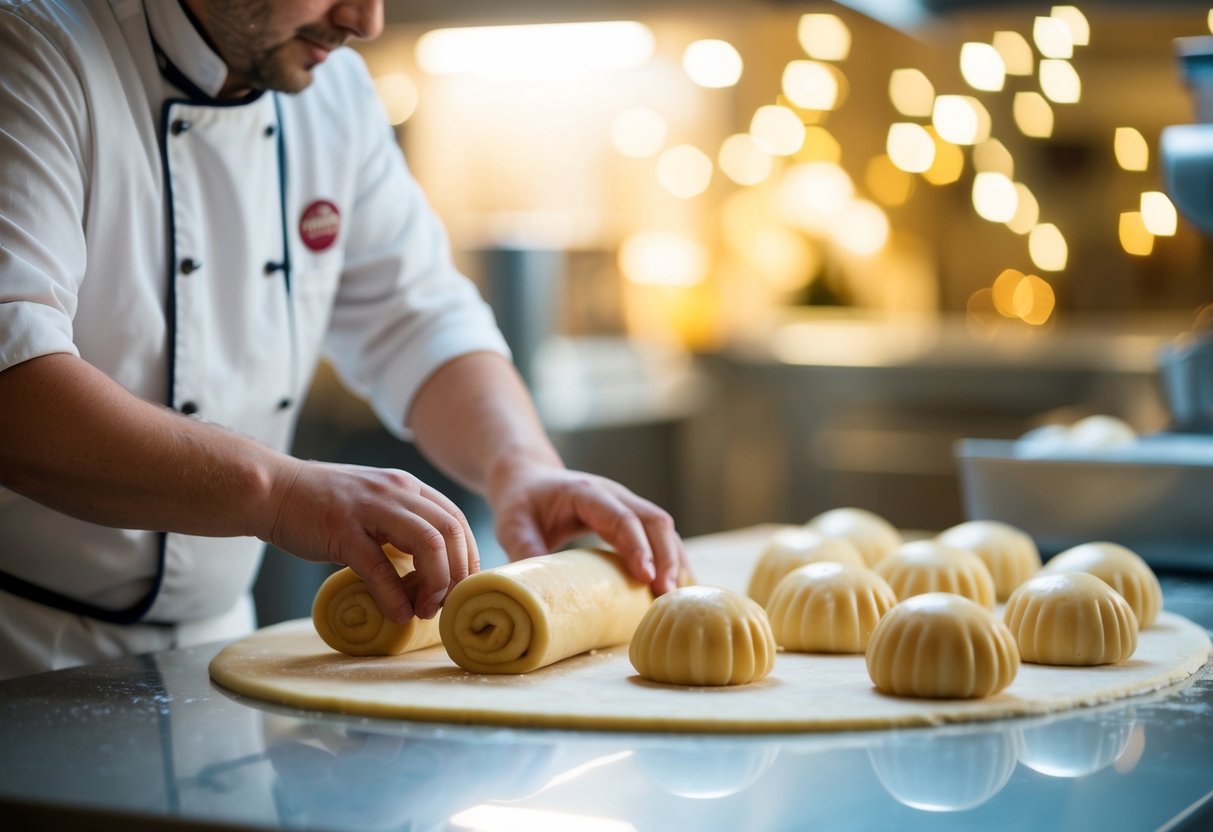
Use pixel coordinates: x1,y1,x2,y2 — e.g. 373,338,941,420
0,0,510,678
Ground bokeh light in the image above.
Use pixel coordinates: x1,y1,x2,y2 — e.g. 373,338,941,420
973,139,1015,177
832,199,890,256
751,105,807,156
1040,59,1082,104
656,145,714,199
1051,6,1091,47
1119,212,1155,256
992,268,1026,317
777,162,855,233
973,172,1019,222
619,231,709,286
1141,191,1178,236
932,95,991,145
887,122,936,173
1029,223,1068,271
1014,275,1056,325
1007,183,1040,234
923,128,965,185
797,126,842,164
683,39,744,88
798,14,852,61
889,68,935,117
1014,92,1054,138
1033,16,1074,59
960,42,1006,92
865,154,915,207
994,31,1035,76
1114,127,1149,171
783,60,841,111
611,107,668,158
374,72,420,125
719,134,774,186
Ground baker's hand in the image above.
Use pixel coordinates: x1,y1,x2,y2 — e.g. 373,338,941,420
261,459,478,622
487,458,687,595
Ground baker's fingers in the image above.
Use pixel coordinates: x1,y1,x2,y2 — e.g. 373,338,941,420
344,537,416,623
495,510,549,562
569,481,656,584
384,499,467,621
417,481,481,584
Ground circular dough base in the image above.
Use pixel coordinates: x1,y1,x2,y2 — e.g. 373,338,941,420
210,528,1212,733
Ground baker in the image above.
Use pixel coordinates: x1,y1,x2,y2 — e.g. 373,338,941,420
0,0,688,680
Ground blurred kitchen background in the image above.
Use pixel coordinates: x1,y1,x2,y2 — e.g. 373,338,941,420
256,0,1213,622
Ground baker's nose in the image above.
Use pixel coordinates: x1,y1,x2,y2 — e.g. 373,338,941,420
331,0,384,41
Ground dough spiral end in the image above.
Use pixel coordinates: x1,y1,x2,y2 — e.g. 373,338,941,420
311,566,441,656
451,591,534,666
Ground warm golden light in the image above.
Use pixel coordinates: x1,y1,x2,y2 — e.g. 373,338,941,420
1119,211,1155,256
865,154,914,206
611,107,667,158
743,225,820,291
683,39,744,89
797,126,842,164
924,128,964,186
1007,183,1040,234
798,14,852,61
960,42,1006,92
656,145,713,199
373,73,420,126
1051,6,1090,47
992,268,1026,317
993,31,1035,76
1033,16,1074,59
889,68,935,117
751,105,806,156
973,139,1014,177
719,134,773,186
777,162,855,233
1029,223,1068,271
887,122,936,173
1141,191,1178,236
1013,274,1056,325
932,95,991,146
618,231,709,286
972,172,1019,222
783,60,840,111
1014,92,1054,138
1209,9,1213,34
832,199,890,256
1040,59,1082,104
416,21,654,79
1114,127,1149,171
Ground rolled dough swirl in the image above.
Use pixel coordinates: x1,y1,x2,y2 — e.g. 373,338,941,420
440,549,653,674
311,552,442,656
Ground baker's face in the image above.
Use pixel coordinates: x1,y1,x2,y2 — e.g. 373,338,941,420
201,0,384,94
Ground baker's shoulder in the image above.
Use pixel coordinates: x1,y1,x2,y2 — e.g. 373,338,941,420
0,0,116,55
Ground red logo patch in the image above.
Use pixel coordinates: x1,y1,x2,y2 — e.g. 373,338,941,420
299,200,340,252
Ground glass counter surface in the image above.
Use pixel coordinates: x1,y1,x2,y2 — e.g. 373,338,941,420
1,574,1210,832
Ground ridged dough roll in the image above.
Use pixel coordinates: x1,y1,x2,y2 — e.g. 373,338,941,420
629,586,776,686
1004,572,1138,665
746,526,865,608
875,540,996,609
766,562,897,654
1040,542,1162,628
312,550,441,656
936,520,1041,601
440,549,652,674
866,593,1019,699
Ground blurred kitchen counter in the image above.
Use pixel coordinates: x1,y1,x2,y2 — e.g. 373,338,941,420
676,311,1185,537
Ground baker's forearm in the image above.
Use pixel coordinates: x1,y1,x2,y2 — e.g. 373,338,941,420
406,351,563,495
0,353,284,536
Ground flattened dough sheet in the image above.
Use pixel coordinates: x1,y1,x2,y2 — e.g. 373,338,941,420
209,527,1212,733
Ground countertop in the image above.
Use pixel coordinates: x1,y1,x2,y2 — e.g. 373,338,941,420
1,573,1211,832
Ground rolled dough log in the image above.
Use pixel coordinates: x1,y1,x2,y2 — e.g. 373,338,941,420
439,549,652,674
311,549,441,656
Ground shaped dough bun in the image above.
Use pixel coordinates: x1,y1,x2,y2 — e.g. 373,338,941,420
746,526,865,607
311,549,442,656
629,586,777,686
875,540,996,609
766,562,898,654
1003,572,1138,666
936,520,1042,601
807,507,903,568
1040,542,1162,628
866,593,1020,699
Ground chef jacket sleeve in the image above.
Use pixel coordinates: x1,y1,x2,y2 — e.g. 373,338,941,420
321,52,511,441
0,11,87,372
